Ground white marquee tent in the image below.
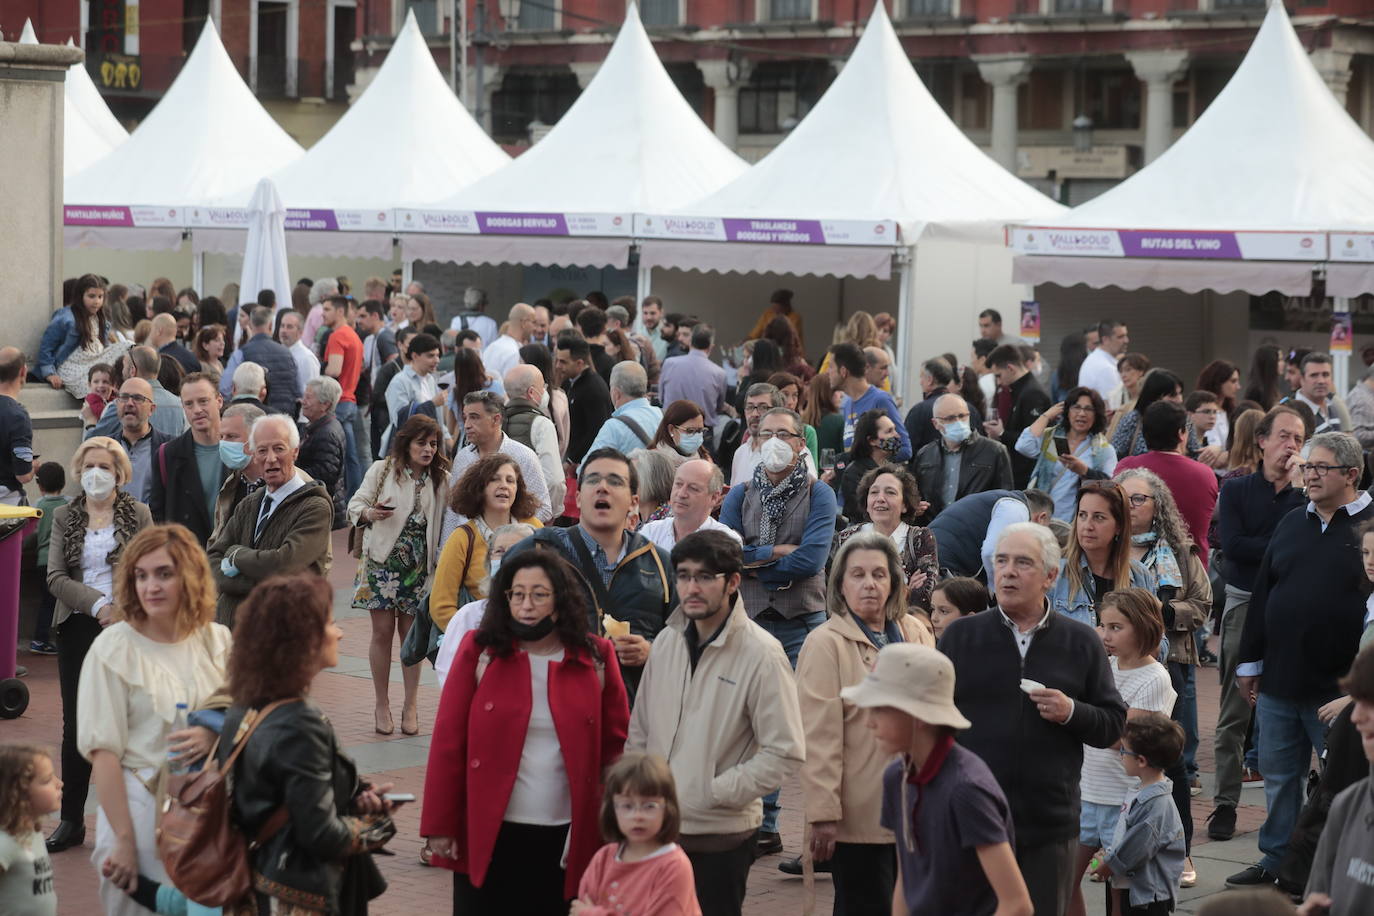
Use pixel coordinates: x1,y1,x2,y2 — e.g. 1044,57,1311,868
64,21,304,253
398,3,747,270
635,2,1065,400
1009,1,1374,299
18,20,128,177
196,10,510,259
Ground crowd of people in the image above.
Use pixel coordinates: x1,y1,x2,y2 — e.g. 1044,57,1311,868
2,279,1374,916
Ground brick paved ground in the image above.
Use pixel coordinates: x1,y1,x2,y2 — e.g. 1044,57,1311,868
7,533,1271,913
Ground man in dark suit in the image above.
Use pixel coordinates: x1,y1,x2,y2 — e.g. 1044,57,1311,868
556,330,614,468
150,373,230,545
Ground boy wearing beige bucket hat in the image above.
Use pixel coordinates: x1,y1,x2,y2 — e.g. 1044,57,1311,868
843,643,1033,916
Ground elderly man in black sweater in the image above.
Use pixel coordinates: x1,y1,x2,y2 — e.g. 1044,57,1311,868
1228,431,1374,890
939,521,1126,916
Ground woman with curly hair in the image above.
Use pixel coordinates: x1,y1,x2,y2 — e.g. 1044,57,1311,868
831,465,939,610
423,548,630,914
44,437,152,855
77,524,231,915
220,574,397,915
431,455,543,634
348,415,451,736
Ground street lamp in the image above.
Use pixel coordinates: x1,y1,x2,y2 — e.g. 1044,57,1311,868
1072,114,1094,152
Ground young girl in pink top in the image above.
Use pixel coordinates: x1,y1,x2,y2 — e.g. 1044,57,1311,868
571,753,701,916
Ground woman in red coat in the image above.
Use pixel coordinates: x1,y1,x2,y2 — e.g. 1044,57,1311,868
421,547,630,914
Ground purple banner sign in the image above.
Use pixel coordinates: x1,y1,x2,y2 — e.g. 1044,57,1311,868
475,212,569,235
1119,230,1242,260
284,209,340,231
722,218,825,244
65,206,134,227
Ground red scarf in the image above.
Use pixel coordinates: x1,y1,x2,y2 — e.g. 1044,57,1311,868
901,733,956,854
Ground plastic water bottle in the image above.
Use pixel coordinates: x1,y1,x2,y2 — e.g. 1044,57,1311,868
168,702,189,774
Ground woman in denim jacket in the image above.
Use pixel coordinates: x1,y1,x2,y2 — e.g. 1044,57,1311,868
1047,480,1154,627
1017,386,1118,521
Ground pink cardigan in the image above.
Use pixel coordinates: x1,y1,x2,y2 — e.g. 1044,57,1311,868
575,843,702,916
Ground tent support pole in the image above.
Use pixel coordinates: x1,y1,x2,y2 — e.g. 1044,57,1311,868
192,250,205,295
402,257,414,291
636,259,652,307
1334,296,1352,395
894,249,913,407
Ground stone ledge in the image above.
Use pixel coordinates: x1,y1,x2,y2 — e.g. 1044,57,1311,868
0,42,83,69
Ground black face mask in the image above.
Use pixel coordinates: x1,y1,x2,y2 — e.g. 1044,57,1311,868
510,616,557,641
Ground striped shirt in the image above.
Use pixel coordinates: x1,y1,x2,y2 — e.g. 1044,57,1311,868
1080,658,1177,805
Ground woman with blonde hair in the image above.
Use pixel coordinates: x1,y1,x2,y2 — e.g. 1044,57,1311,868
43,437,153,855
793,531,933,910
77,524,231,914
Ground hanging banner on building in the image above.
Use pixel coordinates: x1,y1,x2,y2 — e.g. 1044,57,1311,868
1020,301,1040,344
1330,233,1374,262
395,210,634,237
634,213,899,246
1332,312,1353,353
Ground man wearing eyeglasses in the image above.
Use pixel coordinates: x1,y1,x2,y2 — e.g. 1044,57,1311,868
1208,405,1306,843
112,378,170,505
720,405,837,858
1227,431,1374,893
913,393,1013,523
729,383,818,488
506,447,676,700
1116,400,1219,569
627,530,804,916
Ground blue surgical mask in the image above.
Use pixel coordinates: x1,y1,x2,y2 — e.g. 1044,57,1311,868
219,440,251,470
942,420,971,445
678,432,705,455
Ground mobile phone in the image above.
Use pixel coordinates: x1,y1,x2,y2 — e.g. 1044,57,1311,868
438,382,451,391
382,792,415,804
376,503,395,511
1054,437,1071,457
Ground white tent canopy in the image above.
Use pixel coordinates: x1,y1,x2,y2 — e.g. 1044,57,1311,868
17,21,127,177
636,2,1064,280
1009,1,1374,297
399,2,746,268
196,10,509,258
64,21,304,251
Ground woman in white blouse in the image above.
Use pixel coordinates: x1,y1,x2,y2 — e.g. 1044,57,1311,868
44,437,152,855
77,524,232,915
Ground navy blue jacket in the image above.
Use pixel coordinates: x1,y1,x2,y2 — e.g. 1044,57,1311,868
1215,470,1306,592
236,332,301,415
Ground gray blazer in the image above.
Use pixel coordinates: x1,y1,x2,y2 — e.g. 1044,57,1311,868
46,494,153,628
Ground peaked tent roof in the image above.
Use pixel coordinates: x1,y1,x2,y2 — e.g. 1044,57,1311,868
637,2,1063,278
218,11,508,212
64,37,129,149
1012,2,1374,296
18,21,126,176
422,4,745,214
65,21,304,210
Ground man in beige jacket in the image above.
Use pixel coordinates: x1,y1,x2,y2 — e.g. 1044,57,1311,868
627,529,804,916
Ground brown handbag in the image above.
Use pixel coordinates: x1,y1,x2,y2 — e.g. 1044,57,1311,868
349,457,392,559
156,698,300,907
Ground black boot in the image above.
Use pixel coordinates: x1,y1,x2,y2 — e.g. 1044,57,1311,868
778,855,832,875
46,820,86,853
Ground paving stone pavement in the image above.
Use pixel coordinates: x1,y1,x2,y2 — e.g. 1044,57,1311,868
8,533,1279,913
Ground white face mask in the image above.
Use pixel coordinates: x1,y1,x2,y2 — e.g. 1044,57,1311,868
539,389,550,411
761,436,795,473
81,467,117,499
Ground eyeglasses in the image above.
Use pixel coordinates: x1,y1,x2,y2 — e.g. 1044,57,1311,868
1117,745,1140,758
743,404,771,415
1301,463,1355,478
613,800,664,815
505,588,554,606
115,393,151,405
672,425,706,436
756,430,800,442
582,472,629,489
936,413,970,423
674,571,727,587
1126,494,1154,507
1067,404,1096,414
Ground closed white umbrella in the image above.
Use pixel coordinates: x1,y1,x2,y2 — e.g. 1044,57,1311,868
236,178,292,347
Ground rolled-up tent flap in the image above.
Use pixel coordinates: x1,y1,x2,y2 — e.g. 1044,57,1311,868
399,233,630,269
1012,254,1317,297
1327,263,1374,298
64,226,185,252
192,228,396,259
638,239,895,280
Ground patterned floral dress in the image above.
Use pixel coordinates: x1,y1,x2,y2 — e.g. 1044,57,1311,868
353,475,430,616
